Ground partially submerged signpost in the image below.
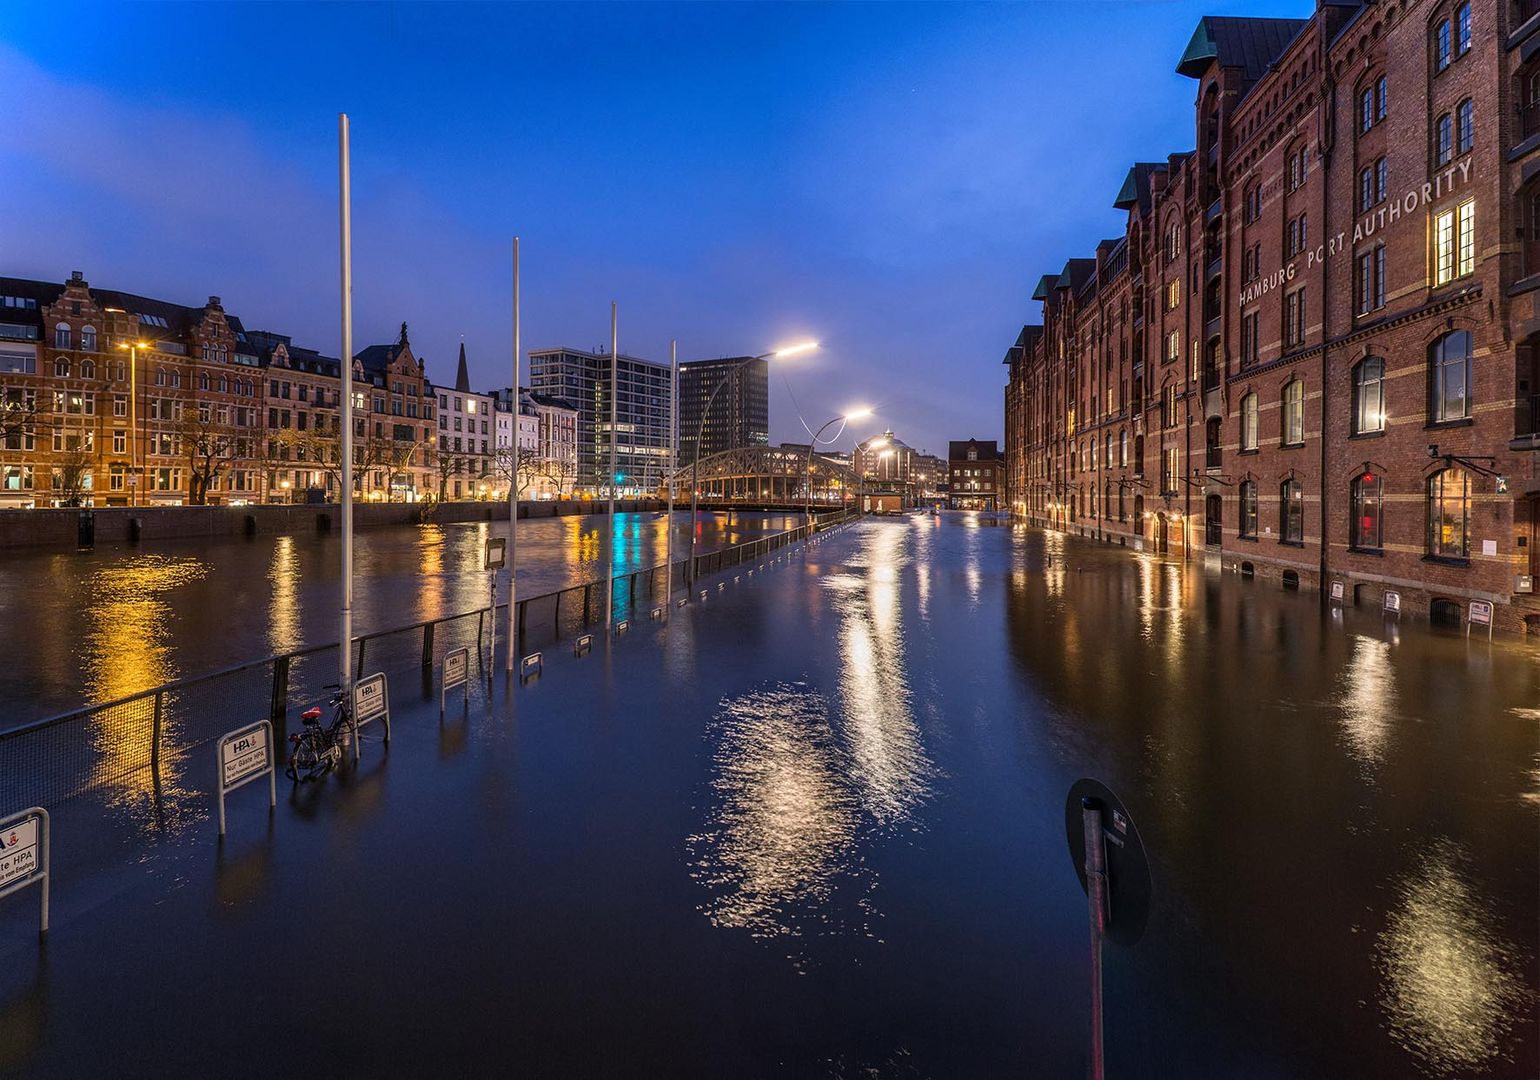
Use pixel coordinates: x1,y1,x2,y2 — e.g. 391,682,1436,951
0,806,49,936
216,721,276,837
1065,779,1151,1080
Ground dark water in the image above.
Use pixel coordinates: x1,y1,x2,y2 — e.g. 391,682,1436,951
0,514,1535,1077
0,510,803,724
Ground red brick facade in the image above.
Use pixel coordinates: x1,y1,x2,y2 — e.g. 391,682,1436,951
1004,0,1540,632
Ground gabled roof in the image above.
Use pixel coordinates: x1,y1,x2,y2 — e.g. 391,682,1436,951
1030,275,1058,302
1176,16,1308,81
1113,162,1166,214
354,342,408,372
1056,258,1096,294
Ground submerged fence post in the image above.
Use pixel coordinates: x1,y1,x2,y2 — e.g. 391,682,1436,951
422,621,435,669
150,690,163,773
270,655,290,723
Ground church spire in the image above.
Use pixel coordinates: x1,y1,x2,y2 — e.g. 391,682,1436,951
454,339,471,392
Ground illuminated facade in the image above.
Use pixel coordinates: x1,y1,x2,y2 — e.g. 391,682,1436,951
527,346,672,495
678,356,769,465
1004,1,1540,630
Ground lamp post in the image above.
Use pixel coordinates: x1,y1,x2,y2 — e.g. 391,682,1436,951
686,341,816,582
805,407,871,528
857,434,887,515
114,340,151,507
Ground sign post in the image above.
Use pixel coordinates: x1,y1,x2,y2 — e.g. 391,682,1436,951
0,807,49,936
352,671,391,760
1065,779,1151,1080
441,646,469,714
1382,590,1401,618
1467,599,1494,641
1329,580,1344,605
485,537,506,678
216,721,275,837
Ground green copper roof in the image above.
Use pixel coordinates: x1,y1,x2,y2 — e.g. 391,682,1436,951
1177,18,1219,79
1113,168,1141,210
1031,274,1056,302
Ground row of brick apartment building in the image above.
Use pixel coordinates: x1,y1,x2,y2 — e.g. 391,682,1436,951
1003,0,1540,632
0,271,580,507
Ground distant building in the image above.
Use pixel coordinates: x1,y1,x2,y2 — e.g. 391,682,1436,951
855,430,919,509
947,438,1003,510
433,342,496,500
915,453,947,503
678,356,768,465
528,346,671,494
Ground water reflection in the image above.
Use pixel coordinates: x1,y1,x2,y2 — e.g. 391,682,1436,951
688,682,860,938
81,555,202,703
1377,838,1529,1074
1336,635,1397,770
827,523,933,825
267,536,300,655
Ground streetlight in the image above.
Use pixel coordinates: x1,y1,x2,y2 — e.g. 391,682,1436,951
686,341,818,581
115,340,152,507
805,407,871,527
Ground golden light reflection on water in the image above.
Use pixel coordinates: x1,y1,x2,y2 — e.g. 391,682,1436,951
1336,636,1396,769
688,682,860,938
81,555,205,810
1376,838,1529,1074
266,535,300,655
417,523,447,616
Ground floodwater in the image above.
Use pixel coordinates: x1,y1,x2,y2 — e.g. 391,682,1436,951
0,514,1535,1077
0,509,803,724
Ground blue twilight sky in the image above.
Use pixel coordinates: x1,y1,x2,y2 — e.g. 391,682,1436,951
0,0,1303,455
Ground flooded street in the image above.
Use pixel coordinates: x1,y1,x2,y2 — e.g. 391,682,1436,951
0,510,803,723
0,513,1535,1077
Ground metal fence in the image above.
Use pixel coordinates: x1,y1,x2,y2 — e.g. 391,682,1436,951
0,509,856,811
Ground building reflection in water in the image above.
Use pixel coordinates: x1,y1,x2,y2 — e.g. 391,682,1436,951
687,682,860,938
1376,838,1528,1074
1336,635,1397,771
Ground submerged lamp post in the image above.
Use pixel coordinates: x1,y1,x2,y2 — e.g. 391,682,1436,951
804,407,870,527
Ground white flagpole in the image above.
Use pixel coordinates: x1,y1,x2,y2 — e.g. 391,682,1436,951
606,301,618,629
506,236,520,671
665,338,676,618
338,113,355,695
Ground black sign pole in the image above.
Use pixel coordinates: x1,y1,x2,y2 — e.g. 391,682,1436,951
1082,796,1108,1080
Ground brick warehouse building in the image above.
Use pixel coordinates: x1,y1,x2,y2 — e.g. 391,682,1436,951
0,273,440,506
1004,0,1540,632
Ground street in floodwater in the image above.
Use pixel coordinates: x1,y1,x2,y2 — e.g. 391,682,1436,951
0,515,1536,1077
0,509,804,724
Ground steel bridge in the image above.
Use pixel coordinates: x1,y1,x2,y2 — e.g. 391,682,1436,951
665,445,858,510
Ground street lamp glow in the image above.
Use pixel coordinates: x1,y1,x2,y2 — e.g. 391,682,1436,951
770,340,818,360
843,407,873,422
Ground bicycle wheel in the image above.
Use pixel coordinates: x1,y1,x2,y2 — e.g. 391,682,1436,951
287,730,324,782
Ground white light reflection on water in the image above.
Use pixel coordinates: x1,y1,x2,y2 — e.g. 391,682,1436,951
1335,635,1397,770
687,682,861,939
827,523,933,826
1376,838,1530,1075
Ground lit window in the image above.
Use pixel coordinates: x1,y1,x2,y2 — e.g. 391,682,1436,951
1426,467,1470,559
1351,472,1384,551
1282,380,1305,446
1434,200,1475,285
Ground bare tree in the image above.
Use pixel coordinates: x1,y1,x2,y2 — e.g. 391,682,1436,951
50,445,93,507
1,387,45,447
181,412,242,505
436,444,468,503
272,426,346,497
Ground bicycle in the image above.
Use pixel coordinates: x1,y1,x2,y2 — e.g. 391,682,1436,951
286,683,354,782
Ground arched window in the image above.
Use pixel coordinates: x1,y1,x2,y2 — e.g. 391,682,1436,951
155,368,166,387
1435,112,1453,165
80,359,96,380
80,326,96,352
1427,467,1470,559
1429,330,1472,422
1282,380,1305,446
1239,481,1258,538
199,370,210,391
53,358,69,378
1280,478,1304,543
1433,18,1451,72
54,323,71,349
1240,392,1258,451
1350,472,1384,551
1104,432,1113,468
1455,98,1474,155
1352,357,1385,434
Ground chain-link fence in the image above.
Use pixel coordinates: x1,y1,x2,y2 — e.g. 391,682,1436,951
0,510,857,812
